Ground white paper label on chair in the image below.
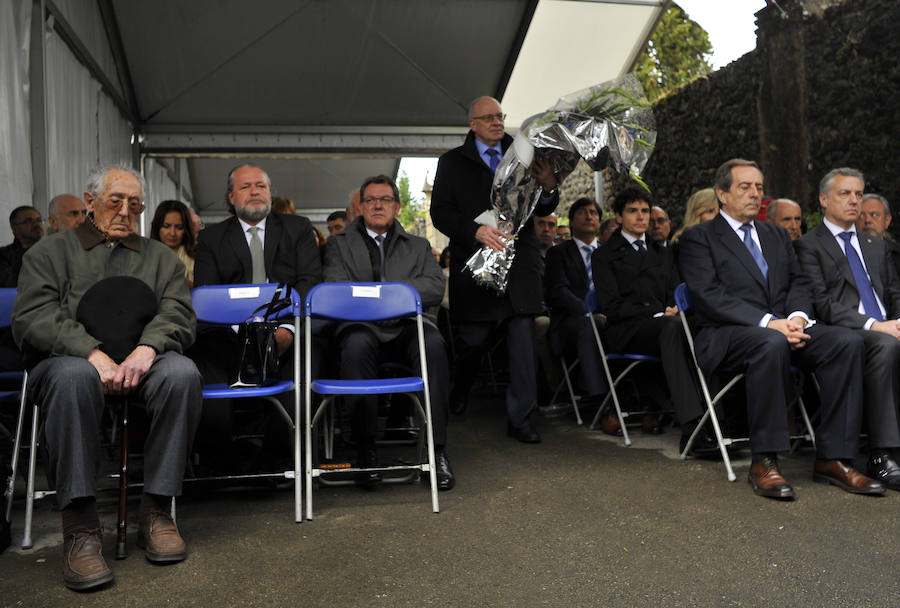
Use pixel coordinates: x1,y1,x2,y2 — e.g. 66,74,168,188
228,286,261,299
352,285,381,298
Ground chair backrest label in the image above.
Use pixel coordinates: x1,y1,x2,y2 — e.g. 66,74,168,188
351,285,382,299
229,286,261,299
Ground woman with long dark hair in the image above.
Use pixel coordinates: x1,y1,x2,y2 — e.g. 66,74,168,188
151,199,197,287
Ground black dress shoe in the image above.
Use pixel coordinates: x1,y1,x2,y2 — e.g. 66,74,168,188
355,447,382,490
435,449,455,491
867,452,900,491
679,428,721,460
507,419,541,443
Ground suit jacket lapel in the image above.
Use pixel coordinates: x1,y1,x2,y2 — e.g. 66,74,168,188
757,224,780,295
565,240,589,290
859,232,884,296
714,216,767,290
816,224,857,288
226,218,252,282
348,225,378,281
263,214,281,278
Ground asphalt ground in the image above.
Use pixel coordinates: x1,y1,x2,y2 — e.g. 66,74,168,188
2,390,899,608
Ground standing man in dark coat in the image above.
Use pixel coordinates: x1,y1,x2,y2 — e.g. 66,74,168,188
431,96,562,443
794,168,900,490
679,158,882,499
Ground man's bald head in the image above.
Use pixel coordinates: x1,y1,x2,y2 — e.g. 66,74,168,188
48,194,87,233
766,198,802,240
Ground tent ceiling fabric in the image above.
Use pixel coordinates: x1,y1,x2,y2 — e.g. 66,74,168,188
502,0,666,126
105,0,664,216
113,0,532,127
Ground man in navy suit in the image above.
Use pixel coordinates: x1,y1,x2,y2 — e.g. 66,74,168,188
544,197,608,422
679,158,882,499
794,168,900,491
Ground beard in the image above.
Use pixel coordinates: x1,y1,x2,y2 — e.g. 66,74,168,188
235,202,271,223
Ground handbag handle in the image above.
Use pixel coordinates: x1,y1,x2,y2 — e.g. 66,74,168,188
243,283,294,322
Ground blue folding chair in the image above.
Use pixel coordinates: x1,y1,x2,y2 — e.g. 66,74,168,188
304,282,439,520
578,291,663,446
1,288,29,544
674,283,816,482
191,283,304,522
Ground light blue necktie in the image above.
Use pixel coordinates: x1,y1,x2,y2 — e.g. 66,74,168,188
739,223,768,278
486,148,500,172
582,244,595,296
838,231,883,321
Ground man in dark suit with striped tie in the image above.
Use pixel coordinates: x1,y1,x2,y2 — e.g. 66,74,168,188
794,168,900,491
679,158,882,499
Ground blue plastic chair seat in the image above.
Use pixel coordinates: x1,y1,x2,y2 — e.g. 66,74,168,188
606,353,659,362
311,377,425,395
201,380,296,399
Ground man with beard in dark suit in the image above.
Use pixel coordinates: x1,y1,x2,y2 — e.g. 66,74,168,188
592,187,706,442
192,164,322,466
430,96,562,443
679,158,882,499
794,168,900,491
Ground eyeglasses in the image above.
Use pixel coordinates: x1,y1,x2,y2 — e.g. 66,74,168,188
472,113,506,123
13,217,43,226
103,196,144,213
362,196,397,205
648,218,669,225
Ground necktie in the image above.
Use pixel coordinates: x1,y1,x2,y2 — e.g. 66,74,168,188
374,234,386,279
582,244,595,295
634,239,646,255
248,226,266,283
739,224,768,278
486,148,500,172
838,231,884,321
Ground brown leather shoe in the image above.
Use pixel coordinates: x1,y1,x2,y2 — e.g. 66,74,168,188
748,457,795,499
138,510,187,562
642,413,662,434
63,528,114,591
813,459,885,495
598,407,622,436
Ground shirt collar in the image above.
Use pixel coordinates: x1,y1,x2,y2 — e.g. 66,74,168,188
822,217,855,238
619,230,646,247
573,236,598,250
237,215,267,234
720,211,752,234
474,138,503,162
77,214,142,251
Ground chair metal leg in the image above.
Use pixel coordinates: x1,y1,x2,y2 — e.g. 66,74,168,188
116,401,129,560
23,404,39,549
560,358,583,425
4,384,28,527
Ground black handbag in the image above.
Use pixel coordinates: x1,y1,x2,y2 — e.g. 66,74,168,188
230,284,294,388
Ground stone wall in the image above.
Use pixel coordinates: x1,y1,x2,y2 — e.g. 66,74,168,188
560,0,900,233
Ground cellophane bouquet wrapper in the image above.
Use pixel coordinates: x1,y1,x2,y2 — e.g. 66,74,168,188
466,73,657,293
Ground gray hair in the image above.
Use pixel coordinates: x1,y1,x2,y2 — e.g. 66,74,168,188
225,164,271,199
85,164,145,199
862,193,891,217
818,167,865,196
766,198,800,222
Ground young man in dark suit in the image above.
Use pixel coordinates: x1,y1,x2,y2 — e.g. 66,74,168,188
794,168,900,490
678,158,882,499
591,187,705,442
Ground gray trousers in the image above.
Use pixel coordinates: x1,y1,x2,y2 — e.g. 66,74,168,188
29,351,203,509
